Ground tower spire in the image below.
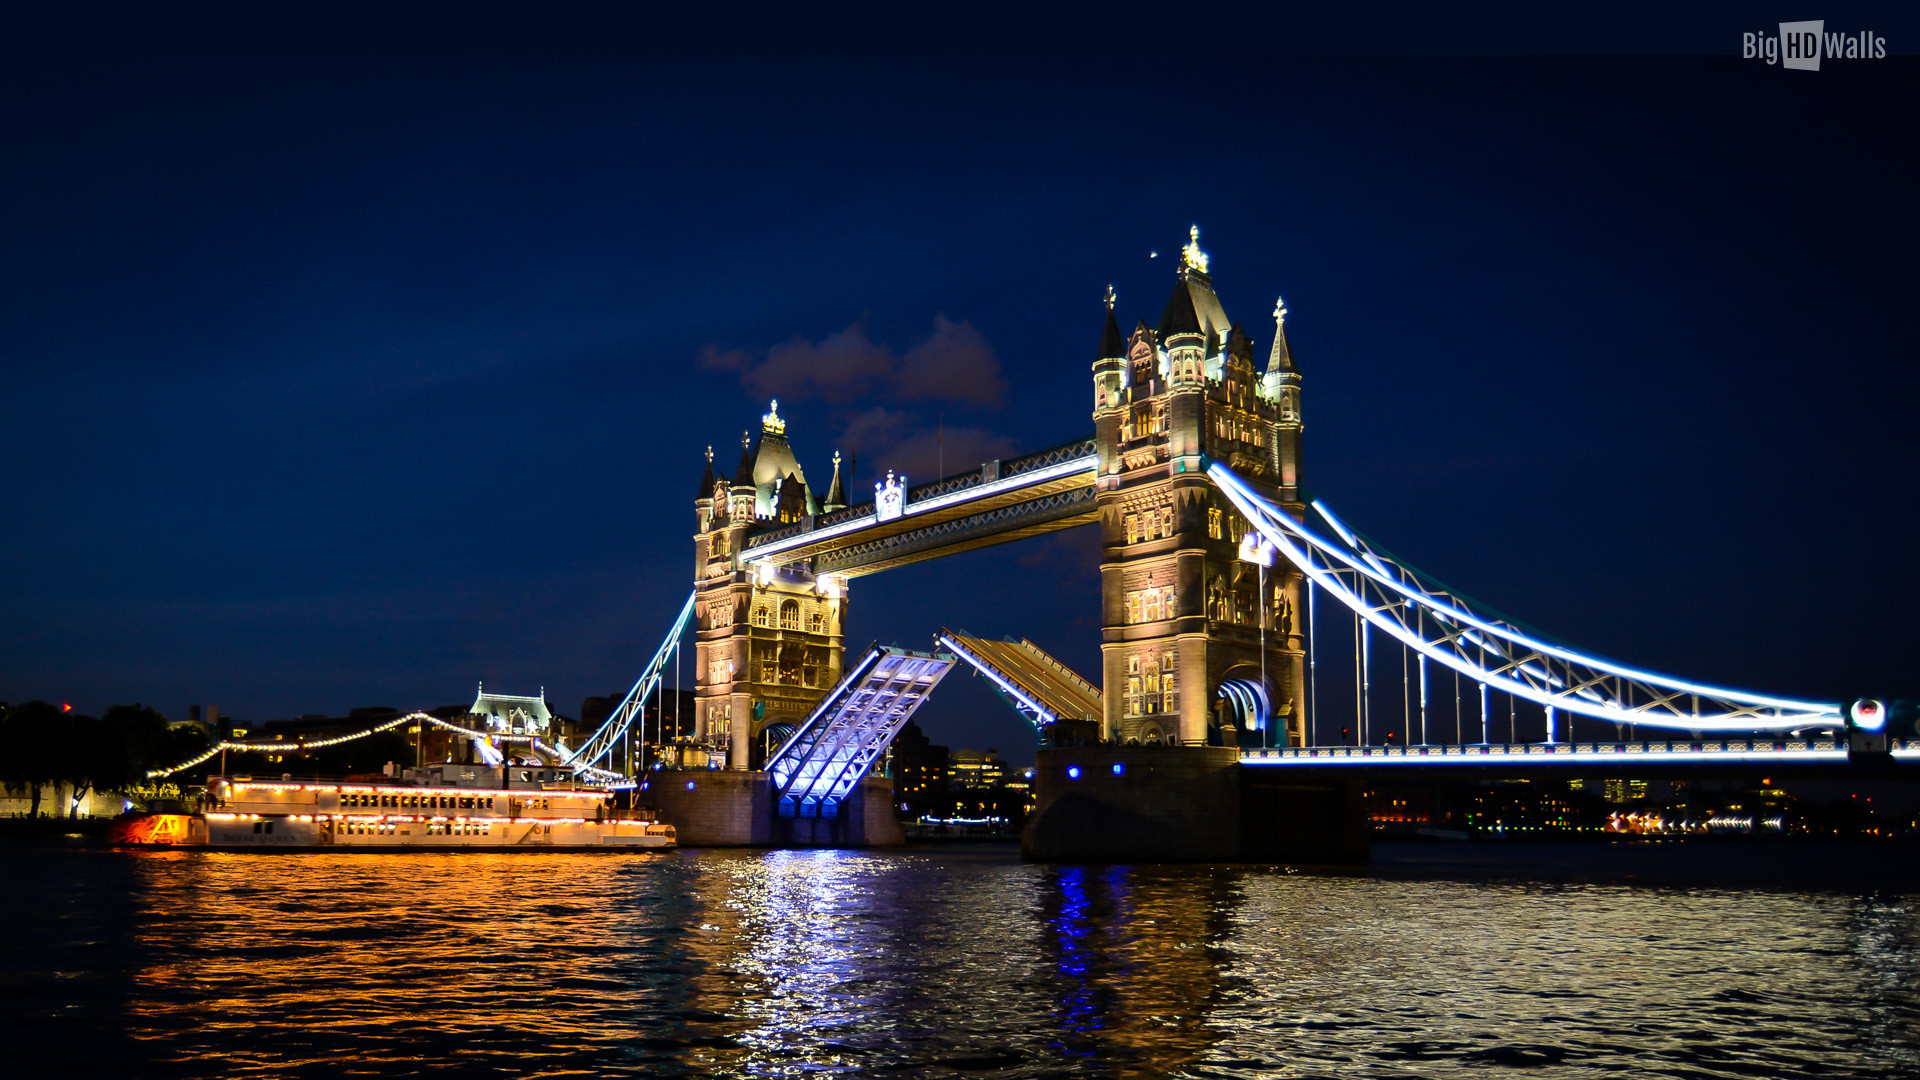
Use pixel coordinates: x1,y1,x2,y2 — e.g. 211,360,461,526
696,444,716,500
1266,296,1296,374
1097,284,1126,360
824,449,847,512
733,430,755,488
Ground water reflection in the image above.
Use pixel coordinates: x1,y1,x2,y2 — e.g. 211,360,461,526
3,846,1916,1078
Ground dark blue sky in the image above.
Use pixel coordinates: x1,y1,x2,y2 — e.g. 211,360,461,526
3,54,1914,760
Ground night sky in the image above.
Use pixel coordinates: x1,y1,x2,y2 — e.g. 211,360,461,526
3,53,1915,762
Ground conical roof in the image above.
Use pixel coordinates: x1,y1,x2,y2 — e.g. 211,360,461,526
1156,271,1231,344
1097,306,1126,360
1157,276,1203,338
732,432,755,488
824,450,847,511
1266,298,1297,375
696,447,716,501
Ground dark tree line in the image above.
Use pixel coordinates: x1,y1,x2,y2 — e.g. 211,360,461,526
0,701,211,817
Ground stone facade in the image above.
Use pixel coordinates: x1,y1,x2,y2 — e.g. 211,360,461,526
693,403,850,770
1093,229,1309,748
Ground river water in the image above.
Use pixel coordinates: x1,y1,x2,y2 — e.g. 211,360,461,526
5,843,1917,1078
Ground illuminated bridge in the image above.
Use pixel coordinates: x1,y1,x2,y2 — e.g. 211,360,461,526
151,227,1913,858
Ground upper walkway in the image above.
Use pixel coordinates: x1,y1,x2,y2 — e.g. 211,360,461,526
740,437,1097,577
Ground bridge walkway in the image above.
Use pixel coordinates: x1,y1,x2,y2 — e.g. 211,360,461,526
766,644,955,818
938,630,1102,730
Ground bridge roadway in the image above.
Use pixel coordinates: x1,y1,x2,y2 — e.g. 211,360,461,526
1241,737,1919,779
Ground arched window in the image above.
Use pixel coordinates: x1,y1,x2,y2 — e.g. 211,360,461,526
779,600,801,630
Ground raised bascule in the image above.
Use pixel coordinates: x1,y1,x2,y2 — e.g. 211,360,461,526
152,227,1915,859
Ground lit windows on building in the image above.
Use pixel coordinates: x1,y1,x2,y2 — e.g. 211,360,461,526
1125,585,1175,624
752,606,770,628
779,600,801,630
1161,653,1178,713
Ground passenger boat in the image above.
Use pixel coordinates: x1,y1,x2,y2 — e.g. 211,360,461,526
109,762,674,851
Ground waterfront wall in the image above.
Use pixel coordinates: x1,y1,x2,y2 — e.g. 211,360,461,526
1,784,128,819
1023,746,1369,863
644,771,904,848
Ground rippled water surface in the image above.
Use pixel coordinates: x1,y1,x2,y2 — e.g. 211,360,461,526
6,843,1918,1078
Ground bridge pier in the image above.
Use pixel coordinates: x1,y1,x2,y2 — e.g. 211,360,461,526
643,771,904,848
1023,746,1368,863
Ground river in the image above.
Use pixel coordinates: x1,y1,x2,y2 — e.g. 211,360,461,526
5,842,1916,1077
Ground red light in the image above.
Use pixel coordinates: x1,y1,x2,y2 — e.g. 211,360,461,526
61,703,72,713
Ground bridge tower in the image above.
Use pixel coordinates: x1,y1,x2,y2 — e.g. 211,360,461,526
1093,228,1308,747
693,402,850,771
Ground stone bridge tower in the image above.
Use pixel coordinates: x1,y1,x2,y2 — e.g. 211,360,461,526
693,402,850,771
1092,228,1308,747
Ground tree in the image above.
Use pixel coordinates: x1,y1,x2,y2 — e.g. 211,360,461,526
0,701,64,817
65,704,171,815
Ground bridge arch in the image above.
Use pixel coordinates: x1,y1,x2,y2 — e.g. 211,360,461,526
1217,675,1271,746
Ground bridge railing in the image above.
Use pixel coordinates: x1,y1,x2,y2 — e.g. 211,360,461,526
1240,736,1920,766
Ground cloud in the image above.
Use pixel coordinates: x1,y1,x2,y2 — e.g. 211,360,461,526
700,314,1005,407
898,315,1005,405
829,405,1022,486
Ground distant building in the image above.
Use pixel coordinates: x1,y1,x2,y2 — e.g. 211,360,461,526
891,720,949,818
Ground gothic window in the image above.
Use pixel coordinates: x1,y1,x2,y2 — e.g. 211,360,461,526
1127,656,1139,675
1125,512,1139,544
1161,655,1178,713
1126,593,1142,624
1125,674,1141,716
779,600,801,631
1208,507,1222,540
752,606,770,628
808,612,825,634
1158,506,1174,539
1144,590,1160,622
1160,586,1176,619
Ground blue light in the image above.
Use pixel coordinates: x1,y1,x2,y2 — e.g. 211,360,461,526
685,780,696,791
1111,763,1124,776
1067,766,1081,780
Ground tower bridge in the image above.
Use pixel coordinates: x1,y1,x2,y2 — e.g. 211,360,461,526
603,225,1911,858
152,227,1911,859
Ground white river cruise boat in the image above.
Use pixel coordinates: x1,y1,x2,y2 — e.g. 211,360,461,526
112,762,674,851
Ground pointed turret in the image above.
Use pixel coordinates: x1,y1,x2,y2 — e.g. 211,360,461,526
696,445,716,501
732,431,755,489
823,450,847,512
1157,276,1204,340
1097,286,1126,360
1265,296,1297,375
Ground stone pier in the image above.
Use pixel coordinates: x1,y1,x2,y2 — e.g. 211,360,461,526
1022,745,1368,863
643,771,904,848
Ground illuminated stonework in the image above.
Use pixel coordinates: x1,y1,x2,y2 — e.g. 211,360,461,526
1093,232,1307,747
693,410,848,770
